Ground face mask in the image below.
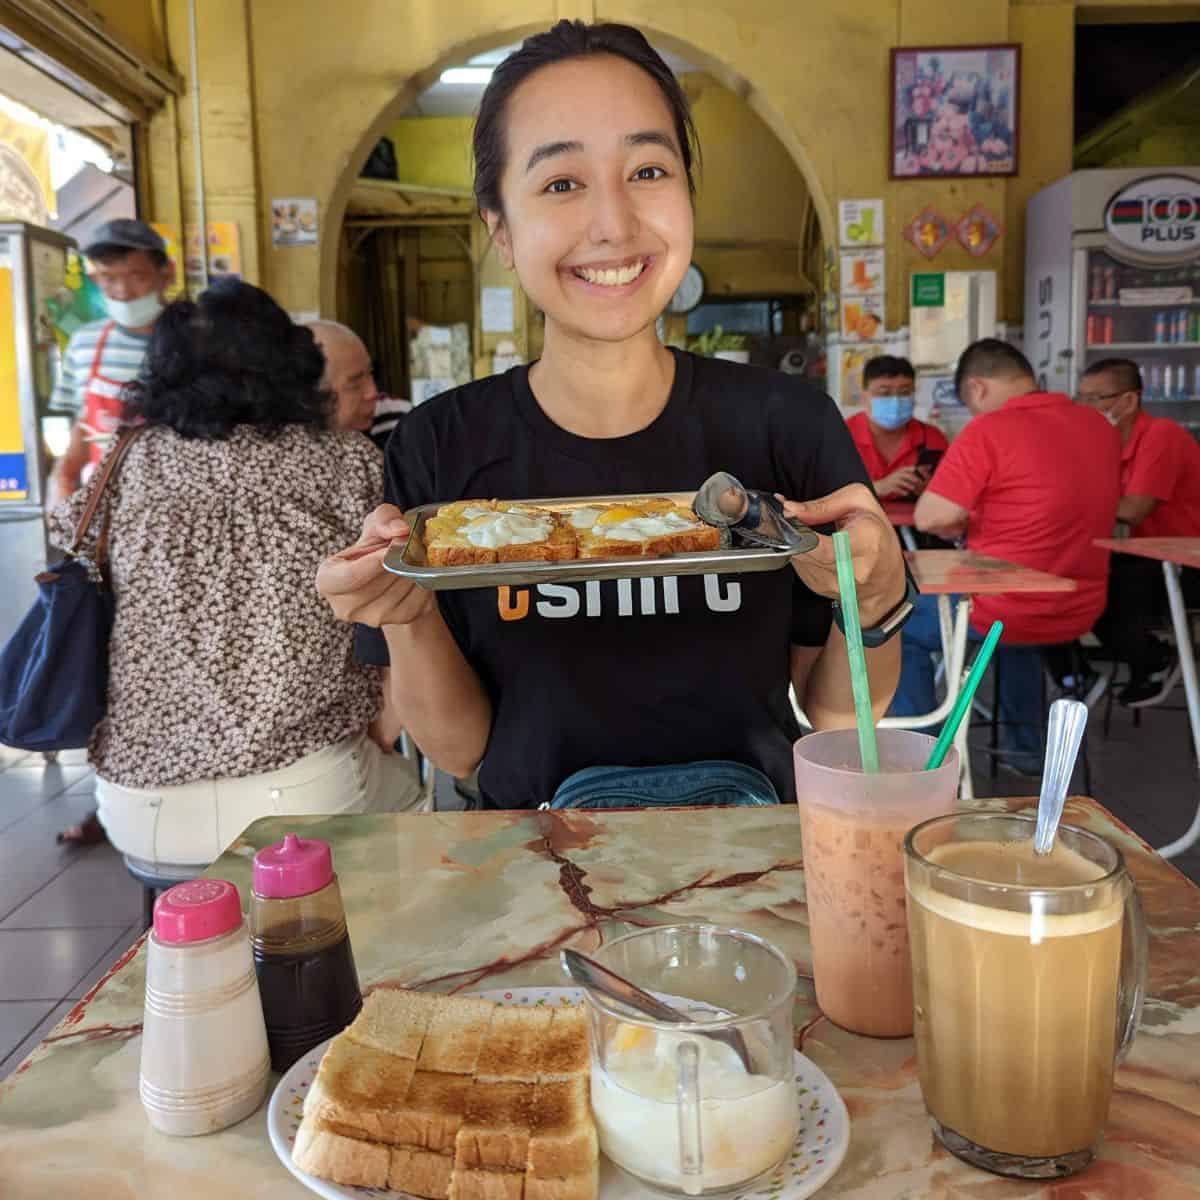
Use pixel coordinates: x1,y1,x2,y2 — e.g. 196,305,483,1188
870,395,915,430
105,291,164,328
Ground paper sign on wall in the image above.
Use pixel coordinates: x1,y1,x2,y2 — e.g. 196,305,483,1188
840,249,884,296
271,198,318,246
839,199,884,247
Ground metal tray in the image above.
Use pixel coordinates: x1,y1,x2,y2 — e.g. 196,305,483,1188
382,492,819,591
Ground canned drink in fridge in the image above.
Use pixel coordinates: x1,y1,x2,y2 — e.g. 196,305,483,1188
1104,266,1116,300
1090,266,1103,303
1193,364,1200,398
1155,312,1168,343
1148,365,1163,400
1102,316,1114,345
1087,315,1098,345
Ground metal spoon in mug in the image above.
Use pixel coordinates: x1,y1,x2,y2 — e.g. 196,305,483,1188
560,948,755,1072
1033,698,1089,856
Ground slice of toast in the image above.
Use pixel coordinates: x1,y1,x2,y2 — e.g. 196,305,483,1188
425,503,576,566
417,995,496,1074
390,1145,455,1199
305,1036,417,1142
475,1005,554,1082
293,1116,392,1190
522,1170,599,1200
526,1077,598,1179
576,500,720,560
449,1167,526,1200
535,1005,589,1082
389,1069,472,1152
454,1079,535,1169
346,987,440,1059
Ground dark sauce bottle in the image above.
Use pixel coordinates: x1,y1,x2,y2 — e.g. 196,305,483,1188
249,833,362,1072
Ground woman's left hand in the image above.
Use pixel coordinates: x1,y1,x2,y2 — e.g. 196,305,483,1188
777,483,906,627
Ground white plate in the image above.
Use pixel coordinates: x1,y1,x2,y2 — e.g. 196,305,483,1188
267,986,850,1200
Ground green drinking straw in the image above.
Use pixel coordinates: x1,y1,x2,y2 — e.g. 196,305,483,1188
924,619,1004,771
832,530,879,773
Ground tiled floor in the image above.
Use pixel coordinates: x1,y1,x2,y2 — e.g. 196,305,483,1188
0,685,1197,1082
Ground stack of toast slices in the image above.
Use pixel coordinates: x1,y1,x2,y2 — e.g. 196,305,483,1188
422,498,722,566
293,989,598,1200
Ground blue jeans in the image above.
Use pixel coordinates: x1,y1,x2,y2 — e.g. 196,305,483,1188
890,594,1043,763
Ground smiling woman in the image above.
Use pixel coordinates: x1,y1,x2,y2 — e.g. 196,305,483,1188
317,21,909,810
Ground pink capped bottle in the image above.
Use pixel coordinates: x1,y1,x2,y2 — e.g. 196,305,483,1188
140,879,270,1135
248,833,362,1071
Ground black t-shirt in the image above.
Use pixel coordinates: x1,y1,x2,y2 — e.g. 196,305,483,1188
358,350,870,808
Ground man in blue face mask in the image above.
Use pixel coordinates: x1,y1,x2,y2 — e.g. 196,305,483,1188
49,219,174,504
845,356,947,500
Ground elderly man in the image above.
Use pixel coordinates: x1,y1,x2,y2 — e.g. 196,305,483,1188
50,219,173,501
1077,357,1200,704
306,320,382,434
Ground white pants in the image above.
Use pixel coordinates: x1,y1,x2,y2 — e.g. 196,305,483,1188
95,733,428,869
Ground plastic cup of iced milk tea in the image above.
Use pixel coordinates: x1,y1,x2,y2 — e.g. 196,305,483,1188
794,728,959,1038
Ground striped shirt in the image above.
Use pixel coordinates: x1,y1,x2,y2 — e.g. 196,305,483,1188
50,319,151,417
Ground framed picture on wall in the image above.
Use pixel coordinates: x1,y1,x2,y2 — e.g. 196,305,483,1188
890,44,1020,179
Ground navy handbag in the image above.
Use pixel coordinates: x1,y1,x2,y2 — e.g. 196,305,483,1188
0,428,142,752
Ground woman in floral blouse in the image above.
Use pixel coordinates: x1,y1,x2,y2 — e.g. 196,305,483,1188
50,280,423,871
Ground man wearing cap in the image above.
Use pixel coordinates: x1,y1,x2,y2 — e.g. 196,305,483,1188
49,219,173,502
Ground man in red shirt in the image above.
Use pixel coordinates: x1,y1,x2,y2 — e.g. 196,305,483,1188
893,339,1120,771
845,356,948,499
1078,358,1200,704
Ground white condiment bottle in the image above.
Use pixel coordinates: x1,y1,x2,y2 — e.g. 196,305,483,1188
139,879,271,1136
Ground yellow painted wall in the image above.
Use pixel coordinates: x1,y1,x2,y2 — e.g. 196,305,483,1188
119,0,1200,333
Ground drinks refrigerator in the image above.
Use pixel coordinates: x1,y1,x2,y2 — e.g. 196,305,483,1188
1025,169,1200,433
0,222,73,644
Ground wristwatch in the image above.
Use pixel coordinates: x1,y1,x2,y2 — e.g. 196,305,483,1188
832,566,919,648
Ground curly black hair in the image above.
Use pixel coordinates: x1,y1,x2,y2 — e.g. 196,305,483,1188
122,278,332,439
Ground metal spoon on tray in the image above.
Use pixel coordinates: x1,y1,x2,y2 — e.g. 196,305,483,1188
560,948,755,1072
692,471,818,554
1033,698,1089,855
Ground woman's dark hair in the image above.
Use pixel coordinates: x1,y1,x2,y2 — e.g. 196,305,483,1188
472,20,699,216
122,279,332,439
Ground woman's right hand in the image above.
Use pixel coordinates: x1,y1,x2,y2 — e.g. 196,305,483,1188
317,504,435,628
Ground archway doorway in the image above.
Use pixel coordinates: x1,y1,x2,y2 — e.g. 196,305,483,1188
328,27,831,405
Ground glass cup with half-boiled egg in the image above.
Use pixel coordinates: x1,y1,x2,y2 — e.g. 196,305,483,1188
582,924,799,1196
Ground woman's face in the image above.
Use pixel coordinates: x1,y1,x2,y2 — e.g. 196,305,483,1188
486,54,694,346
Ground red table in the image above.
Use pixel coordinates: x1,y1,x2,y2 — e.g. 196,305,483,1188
1095,537,1200,858
882,500,917,527
906,549,1078,596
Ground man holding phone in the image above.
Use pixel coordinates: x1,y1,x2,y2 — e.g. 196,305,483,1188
846,356,947,500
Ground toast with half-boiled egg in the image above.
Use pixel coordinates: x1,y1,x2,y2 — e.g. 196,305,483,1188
420,496,720,567
424,501,576,566
572,499,721,559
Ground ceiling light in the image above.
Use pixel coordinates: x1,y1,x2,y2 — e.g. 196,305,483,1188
439,67,494,85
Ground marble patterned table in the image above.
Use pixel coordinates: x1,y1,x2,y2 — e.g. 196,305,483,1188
2,800,1198,1198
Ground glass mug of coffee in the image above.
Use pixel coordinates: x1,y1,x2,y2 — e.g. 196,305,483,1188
581,924,799,1196
904,812,1148,1178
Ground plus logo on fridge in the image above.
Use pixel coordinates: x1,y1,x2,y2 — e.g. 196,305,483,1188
1105,174,1200,253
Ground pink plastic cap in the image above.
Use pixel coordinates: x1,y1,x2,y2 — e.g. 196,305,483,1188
252,833,333,900
153,879,243,945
